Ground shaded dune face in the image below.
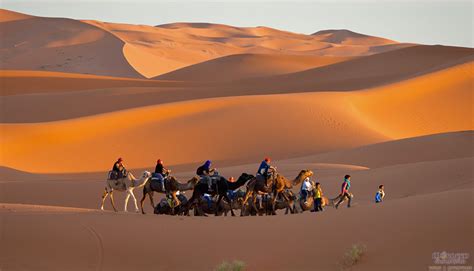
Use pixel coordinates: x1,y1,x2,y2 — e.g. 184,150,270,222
0,10,141,78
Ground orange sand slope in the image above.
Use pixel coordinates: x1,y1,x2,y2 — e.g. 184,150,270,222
0,9,141,78
1,45,472,123
155,54,354,82
0,70,192,96
1,9,413,79
1,131,473,270
1,60,472,173
89,21,409,77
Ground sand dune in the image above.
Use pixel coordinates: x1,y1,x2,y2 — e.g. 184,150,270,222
284,131,474,169
0,70,186,96
1,188,472,271
0,92,388,173
2,45,471,123
155,54,354,81
312,29,395,45
0,8,33,23
81,17,406,78
2,63,472,172
0,9,141,78
232,45,474,93
1,133,473,270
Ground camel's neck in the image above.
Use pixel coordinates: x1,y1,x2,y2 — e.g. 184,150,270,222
180,178,197,191
227,176,248,191
292,173,307,187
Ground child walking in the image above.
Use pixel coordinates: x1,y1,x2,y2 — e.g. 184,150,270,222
375,185,385,203
311,182,324,212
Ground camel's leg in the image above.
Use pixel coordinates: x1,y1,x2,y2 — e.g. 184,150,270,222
149,191,155,209
214,195,223,216
223,193,236,216
184,194,196,216
129,189,139,212
171,192,181,207
240,191,252,216
124,190,131,212
271,191,278,215
109,190,118,212
100,188,109,211
140,190,148,214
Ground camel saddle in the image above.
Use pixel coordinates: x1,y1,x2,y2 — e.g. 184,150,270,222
108,170,127,180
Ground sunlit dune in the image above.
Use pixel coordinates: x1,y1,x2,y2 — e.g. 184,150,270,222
349,61,474,138
155,54,354,81
2,60,472,173
84,19,406,78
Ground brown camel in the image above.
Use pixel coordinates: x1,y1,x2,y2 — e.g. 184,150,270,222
241,169,313,215
140,175,199,214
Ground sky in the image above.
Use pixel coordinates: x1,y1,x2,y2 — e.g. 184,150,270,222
1,0,472,47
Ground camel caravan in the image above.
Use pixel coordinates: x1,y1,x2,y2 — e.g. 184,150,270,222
100,157,375,216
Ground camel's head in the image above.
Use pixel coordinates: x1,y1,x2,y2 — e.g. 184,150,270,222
142,171,152,179
300,169,313,178
189,176,200,184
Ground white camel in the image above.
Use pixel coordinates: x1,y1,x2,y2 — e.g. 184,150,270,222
100,170,152,212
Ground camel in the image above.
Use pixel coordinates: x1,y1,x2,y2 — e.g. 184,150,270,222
100,171,152,212
243,190,296,216
140,175,199,214
183,173,254,216
194,190,246,216
241,169,313,216
154,193,189,215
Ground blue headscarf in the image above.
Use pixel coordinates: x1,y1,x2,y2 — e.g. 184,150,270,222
204,160,211,168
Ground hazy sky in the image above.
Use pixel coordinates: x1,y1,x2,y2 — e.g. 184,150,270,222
2,0,472,47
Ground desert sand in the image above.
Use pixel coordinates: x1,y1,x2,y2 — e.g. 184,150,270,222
0,8,473,271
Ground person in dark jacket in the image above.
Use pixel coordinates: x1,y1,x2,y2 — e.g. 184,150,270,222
335,175,353,209
111,157,126,179
154,159,170,191
196,160,215,191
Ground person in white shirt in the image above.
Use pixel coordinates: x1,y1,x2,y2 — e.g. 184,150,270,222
301,177,313,203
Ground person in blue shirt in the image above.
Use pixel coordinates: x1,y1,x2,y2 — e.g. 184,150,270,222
257,157,273,179
375,185,385,203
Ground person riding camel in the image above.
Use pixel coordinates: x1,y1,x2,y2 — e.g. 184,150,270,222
335,175,353,209
111,157,126,179
257,157,275,182
154,159,170,191
196,160,215,192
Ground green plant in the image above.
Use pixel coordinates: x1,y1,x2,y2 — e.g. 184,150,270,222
340,243,367,270
215,260,246,271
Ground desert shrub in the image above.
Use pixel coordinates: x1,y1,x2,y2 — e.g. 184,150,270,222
215,260,246,271
340,243,367,270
